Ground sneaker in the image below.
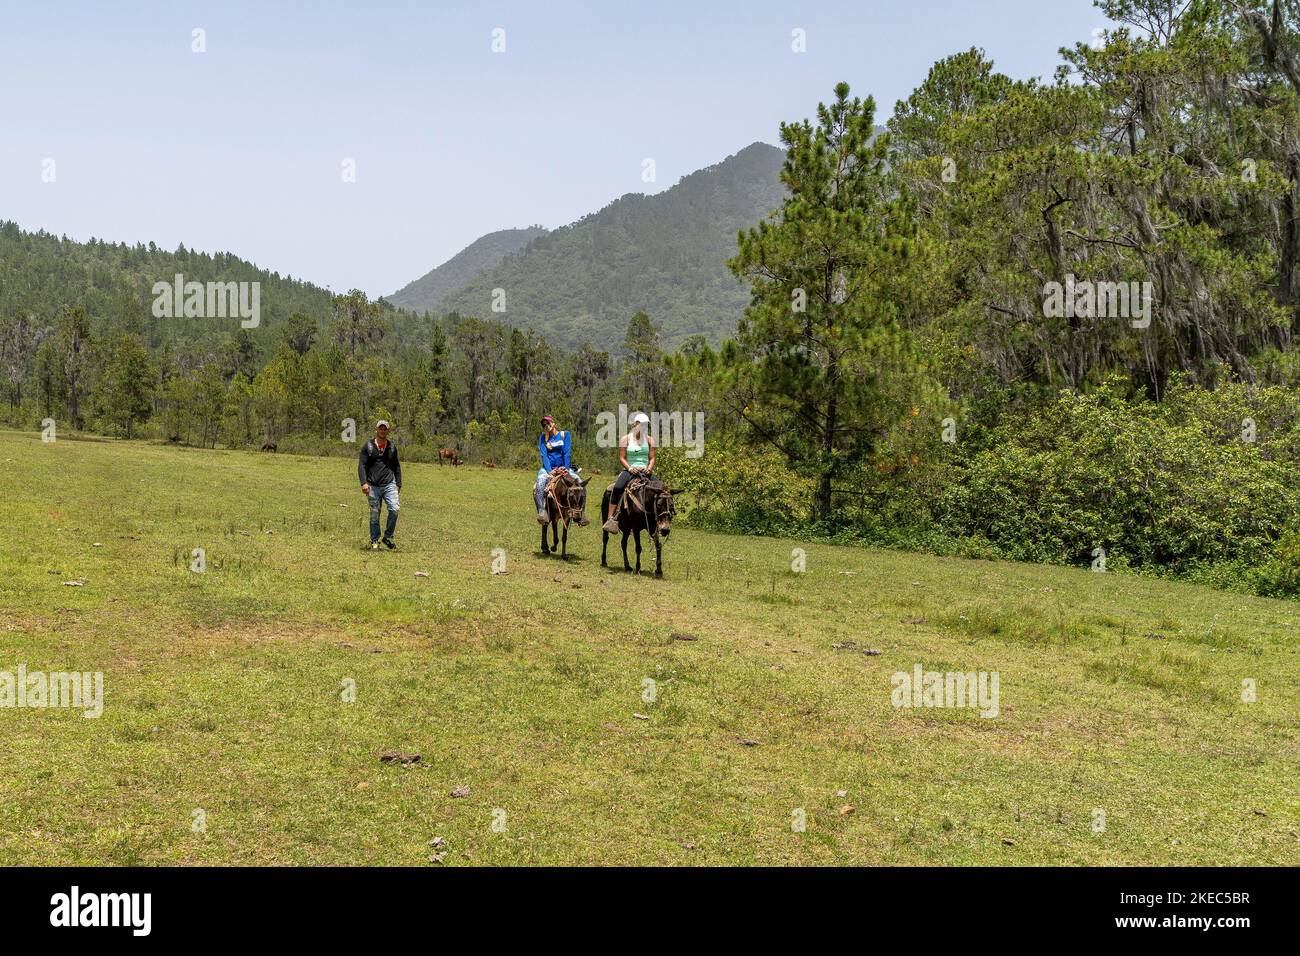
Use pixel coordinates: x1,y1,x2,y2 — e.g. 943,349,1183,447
382,537,396,550
602,517,620,533
536,510,549,524
370,541,380,551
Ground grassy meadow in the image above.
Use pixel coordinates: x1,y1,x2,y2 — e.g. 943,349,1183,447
0,428,1295,865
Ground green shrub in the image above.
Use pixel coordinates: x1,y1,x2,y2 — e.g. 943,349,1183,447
935,379,1300,576
1251,527,1300,598
662,374,1300,599
935,377,1300,587
655,443,815,533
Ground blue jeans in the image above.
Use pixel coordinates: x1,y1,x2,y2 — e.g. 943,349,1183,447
535,468,580,511
368,482,400,542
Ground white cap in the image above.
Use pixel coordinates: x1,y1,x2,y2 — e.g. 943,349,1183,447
630,412,650,425
376,420,390,429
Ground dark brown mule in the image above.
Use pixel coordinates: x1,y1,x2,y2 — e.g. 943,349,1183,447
541,472,591,558
600,477,679,576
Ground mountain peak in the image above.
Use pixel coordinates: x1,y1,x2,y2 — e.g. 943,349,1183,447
396,142,787,348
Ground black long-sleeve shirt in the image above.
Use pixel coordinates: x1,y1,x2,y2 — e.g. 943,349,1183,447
358,439,401,488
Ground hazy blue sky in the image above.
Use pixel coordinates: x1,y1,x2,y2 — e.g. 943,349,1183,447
0,0,1105,297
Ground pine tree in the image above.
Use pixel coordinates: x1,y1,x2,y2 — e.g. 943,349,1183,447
729,82,918,522
56,306,91,429
620,312,667,413
34,339,66,418
95,336,157,439
428,321,452,427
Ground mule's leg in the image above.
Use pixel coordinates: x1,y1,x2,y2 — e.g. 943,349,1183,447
634,528,643,573
655,534,662,577
561,524,568,559
552,520,559,551
602,530,608,566
541,521,549,555
621,529,632,571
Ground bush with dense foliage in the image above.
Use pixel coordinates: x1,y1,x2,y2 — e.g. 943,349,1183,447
935,378,1300,570
672,377,1300,598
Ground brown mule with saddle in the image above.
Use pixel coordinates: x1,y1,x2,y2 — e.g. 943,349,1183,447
540,471,591,558
600,475,679,576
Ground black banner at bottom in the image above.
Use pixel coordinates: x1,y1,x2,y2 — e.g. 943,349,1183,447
0,865,1284,942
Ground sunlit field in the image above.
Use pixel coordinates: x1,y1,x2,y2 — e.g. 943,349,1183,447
0,430,1295,865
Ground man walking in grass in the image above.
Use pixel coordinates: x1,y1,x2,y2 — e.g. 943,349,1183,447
359,419,402,550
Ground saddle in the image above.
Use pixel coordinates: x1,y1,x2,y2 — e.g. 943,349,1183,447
609,475,662,514
545,472,572,496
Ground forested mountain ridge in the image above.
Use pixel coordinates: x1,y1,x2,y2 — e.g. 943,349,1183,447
388,225,549,313
0,220,444,377
3,139,788,361
433,142,788,351
0,220,353,356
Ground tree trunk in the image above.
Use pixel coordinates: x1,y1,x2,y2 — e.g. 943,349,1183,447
817,354,840,524
815,472,833,524
1281,145,1300,336
68,373,81,429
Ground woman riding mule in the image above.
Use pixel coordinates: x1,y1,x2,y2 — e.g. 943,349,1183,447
535,415,589,525
602,412,655,533
599,412,678,575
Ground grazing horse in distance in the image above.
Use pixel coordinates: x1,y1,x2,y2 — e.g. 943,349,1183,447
540,471,591,558
438,447,461,466
601,477,678,576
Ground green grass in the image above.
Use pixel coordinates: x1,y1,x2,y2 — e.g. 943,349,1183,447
0,429,1296,865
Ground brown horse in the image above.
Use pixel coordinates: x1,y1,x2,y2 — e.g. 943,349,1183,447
540,472,591,558
438,447,461,466
600,477,679,576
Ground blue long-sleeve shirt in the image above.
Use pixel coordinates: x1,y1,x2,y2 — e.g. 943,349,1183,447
539,430,572,471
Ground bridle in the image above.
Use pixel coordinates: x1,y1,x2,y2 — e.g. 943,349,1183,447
651,489,675,531
546,475,584,528
625,480,674,537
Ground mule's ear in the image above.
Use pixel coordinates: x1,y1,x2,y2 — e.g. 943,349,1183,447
668,488,684,496
580,477,591,486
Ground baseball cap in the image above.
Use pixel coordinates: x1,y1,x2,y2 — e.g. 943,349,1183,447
376,420,390,429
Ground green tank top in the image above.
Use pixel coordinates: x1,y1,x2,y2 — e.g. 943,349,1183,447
626,435,650,469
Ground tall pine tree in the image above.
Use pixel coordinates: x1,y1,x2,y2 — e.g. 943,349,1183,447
729,82,920,522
